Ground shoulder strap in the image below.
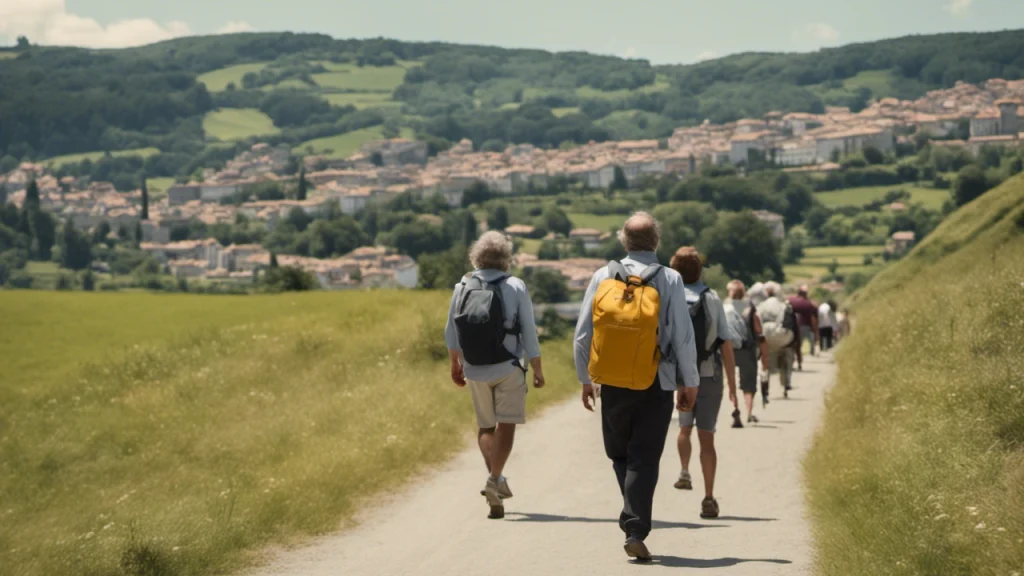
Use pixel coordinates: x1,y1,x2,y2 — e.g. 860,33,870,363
639,264,662,285
487,274,510,286
607,260,628,282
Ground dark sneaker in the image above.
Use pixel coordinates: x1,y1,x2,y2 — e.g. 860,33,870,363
624,537,652,562
673,471,693,490
700,497,720,519
731,409,744,428
762,394,770,409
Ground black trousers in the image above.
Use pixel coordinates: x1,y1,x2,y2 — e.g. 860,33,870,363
819,327,834,351
600,381,674,541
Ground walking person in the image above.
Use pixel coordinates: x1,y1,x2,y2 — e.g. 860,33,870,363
818,300,836,351
445,231,545,520
574,212,699,562
836,307,852,341
788,285,818,369
669,248,738,520
757,282,798,398
724,280,770,424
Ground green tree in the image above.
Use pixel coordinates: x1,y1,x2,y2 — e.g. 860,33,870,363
296,167,309,201
60,220,93,271
417,244,469,289
134,221,143,247
652,201,716,264
81,269,96,291
29,210,56,261
56,272,75,291
140,177,150,220
539,205,573,237
522,267,569,303
370,152,384,167
24,179,40,212
91,221,112,245
488,204,510,231
269,251,279,269
781,230,807,264
261,266,318,292
537,240,561,260
697,211,783,284
862,145,885,165
286,207,312,232
954,164,990,206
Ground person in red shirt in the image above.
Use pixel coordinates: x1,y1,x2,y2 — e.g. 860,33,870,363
787,285,818,370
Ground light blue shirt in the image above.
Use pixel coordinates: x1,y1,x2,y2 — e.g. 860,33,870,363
685,280,736,377
573,251,700,390
445,268,541,382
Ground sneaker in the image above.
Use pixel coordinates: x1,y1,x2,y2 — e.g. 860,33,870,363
623,537,652,562
762,394,770,409
673,471,693,490
731,409,744,429
748,414,759,424
479,476,513,499
483,478,504,519
700,497,720,519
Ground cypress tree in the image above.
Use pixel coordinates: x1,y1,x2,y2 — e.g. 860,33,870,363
296,167,308,201
135,221,143,248
24,179,40,212
140,177,149,220
269,251,279,269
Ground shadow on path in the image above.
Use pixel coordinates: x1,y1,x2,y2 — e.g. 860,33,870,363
712,516,778,522
744,424,780,429
645,556,793,568
757,420,796,425
505,512,723,530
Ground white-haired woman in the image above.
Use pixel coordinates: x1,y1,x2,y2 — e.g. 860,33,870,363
444,231,544,519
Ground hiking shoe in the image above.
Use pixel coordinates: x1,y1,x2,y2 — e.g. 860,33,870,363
483,478,504,519
479,476,513,499
674,471,693,490
748,414,760,424
700,497,720,519
623,537,652,562
731,409,744,429
762,394,770,409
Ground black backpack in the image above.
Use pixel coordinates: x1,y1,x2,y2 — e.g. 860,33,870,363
782,302,798,333
741,301,758,350
453,275,521,367
689,288,723,365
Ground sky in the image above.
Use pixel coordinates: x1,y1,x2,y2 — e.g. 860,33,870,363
0,0,1022,63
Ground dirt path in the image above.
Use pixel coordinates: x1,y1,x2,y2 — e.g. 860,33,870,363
250,353,835,575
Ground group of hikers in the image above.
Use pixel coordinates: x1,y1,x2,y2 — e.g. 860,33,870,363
444,211,850,562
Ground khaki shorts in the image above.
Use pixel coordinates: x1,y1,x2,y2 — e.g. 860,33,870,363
468,370,527,429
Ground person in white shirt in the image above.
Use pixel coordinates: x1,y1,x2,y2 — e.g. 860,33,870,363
817,300,835,351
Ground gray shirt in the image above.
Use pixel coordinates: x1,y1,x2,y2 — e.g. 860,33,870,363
574,251,700,390
445,268,541,382
685,281,736,377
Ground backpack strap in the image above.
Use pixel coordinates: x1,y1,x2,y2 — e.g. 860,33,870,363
607,260,628,282
638,264,662,285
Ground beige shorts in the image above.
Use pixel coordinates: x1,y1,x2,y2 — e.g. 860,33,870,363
468,370,527,429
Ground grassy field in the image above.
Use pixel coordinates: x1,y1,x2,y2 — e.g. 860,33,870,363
146,177,177,200
311,62,409,91
815,185,950,210
805,175,1024,575
198,63,268,92
202,108,280,141
0,291,579,576
44,148,161,168
551,107,580,117
324,92,402,110
784,245,885,281
567,212,625,232
0,52,17,60
299,126,414,159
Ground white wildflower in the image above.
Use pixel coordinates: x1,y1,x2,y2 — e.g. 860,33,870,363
933,514,949,521
975,522,986,530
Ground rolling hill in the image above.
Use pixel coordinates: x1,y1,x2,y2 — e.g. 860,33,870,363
805,175,1024,575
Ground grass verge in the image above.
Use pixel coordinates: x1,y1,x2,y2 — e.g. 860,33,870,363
0,291,580,576
805,176,1024,575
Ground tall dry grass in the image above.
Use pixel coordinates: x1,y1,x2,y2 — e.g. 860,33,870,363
0,291,579,576
805,178,1024,575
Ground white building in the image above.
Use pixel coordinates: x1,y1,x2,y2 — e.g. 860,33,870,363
729,131,770,165
814,127,893,162
775,140,818,167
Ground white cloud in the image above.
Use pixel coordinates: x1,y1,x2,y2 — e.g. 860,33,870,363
804,22,840,43
218,21,254,34
945,0,973,16
0,0,190,48
695,50,717,62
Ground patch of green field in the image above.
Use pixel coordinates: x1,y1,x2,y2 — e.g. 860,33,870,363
44,147,161,168
0,52,17,60
575,75,671,100
324,92,403,110
198,62,268,92
0,291,579,576
518,238,542,255
146,177,176,200
552,107,580,117
202,108,280,141
785,245,886,281
806,175,1024,575
311,63,408,92
842,70,899,95
499,102,521,111
299,126,414,159
260,78,313,91
568,213,626,232
23,261,62,289
815,185,950,210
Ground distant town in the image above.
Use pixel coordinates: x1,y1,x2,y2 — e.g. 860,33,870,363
2,78,1021,290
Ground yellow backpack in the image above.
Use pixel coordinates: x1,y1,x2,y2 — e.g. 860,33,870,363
588,261,662,390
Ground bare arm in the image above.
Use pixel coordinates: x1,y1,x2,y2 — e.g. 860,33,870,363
753,314,769,372
720,340,738,408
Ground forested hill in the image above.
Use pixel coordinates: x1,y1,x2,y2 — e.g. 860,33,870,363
1,29,1023,175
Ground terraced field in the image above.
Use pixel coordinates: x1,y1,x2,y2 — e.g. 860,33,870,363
203,108,280,141
815,185,950,210
198,62,268,92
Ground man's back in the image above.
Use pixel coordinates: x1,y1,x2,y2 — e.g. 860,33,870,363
788,295,817,327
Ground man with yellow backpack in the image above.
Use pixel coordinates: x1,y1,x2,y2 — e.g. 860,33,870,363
574,212,700,562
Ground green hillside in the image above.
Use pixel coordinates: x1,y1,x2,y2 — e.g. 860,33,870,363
203,108,280,141
0,291,578,576
3,29,1024,170
806,175,1024,575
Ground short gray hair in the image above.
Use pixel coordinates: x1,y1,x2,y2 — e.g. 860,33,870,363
469,231,513,271
616,212,661,252
763,281,783,297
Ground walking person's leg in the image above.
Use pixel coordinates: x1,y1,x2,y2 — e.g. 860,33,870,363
693,374,724,518
475,371,527,518
736,347,758,422
675,424,694,489
600,385,637,524
621,384,674,555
